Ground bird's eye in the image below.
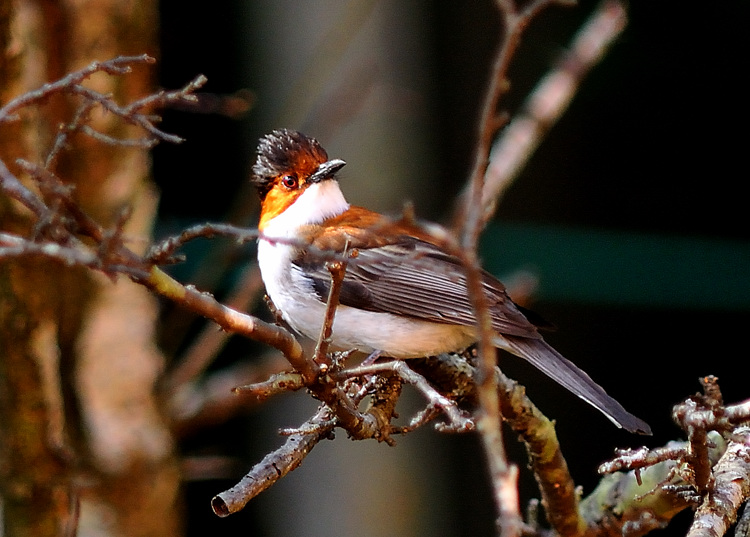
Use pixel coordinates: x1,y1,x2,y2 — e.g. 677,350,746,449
280,175,298,189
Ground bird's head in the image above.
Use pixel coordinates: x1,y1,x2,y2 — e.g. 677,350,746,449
252,129,347,231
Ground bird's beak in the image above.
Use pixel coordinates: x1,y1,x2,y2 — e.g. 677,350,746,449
308,159,346,184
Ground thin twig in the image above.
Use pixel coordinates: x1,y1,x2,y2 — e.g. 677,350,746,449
478,0,628,225
78,126,160,149
0,55,206,166
312,259,349,370
452,3,623,535
14,159,107,242
0,55,155,122
0,233,146,278
0,159,48,217
415,219,521,534
593,378,750,537
232,370,307,402
45,100,98,170
4,157,307,391
333,360,474,433
672,378,733,495
147,223,257,264
68,85,186,144
211,406,336,516
123,74,206,115
456,1,569,533
390,406,442,435
599,445,686,475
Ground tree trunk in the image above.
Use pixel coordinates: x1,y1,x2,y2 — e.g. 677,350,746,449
0,1,181,536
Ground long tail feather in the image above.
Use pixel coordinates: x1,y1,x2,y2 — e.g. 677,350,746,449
496,335,651,435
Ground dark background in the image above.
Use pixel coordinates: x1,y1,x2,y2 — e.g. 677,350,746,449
154,1,749,536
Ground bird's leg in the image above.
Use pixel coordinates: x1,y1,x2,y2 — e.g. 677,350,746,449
361,350,382,366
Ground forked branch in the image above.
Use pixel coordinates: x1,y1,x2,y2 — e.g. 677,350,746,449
594,377,750,537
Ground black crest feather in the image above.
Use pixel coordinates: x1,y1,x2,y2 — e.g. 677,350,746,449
251,129,328,199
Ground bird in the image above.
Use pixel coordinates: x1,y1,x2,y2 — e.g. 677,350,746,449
251,128,651,435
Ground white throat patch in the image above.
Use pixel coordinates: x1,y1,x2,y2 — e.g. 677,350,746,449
263,180,349,238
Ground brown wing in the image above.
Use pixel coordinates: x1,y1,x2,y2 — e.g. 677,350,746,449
297,209,651,434
295,232,542,340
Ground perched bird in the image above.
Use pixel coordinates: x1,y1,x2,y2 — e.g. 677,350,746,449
252,129,651,435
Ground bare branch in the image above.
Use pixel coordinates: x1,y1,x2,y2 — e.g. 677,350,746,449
211,406,336,516
676,398,716,495
726,399,750,423
599,445,686,475
232,370,307,402
672,376,736,495
456,0,570,240
686,427,750,537
0,232,146,278
78,125,160,149
449,1,586,532
67,75,207,145
45,100,99,170
594,378,750,537
478,0,628,224
147,223,257,265
332,360,474,433
311,259,348,371
0,54,207,175
0,55,155,122
442,4,632,535
582,451,695,537
410,218,523,535
390,406,442,435
0,159,48,217
123,74,207,115
1,63,308,394
14,160,100,239
140,267,305,363
409,353,582,537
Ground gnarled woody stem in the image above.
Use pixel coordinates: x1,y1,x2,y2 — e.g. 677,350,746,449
211,407,336,516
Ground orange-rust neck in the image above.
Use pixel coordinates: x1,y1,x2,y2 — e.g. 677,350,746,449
258,189,299,231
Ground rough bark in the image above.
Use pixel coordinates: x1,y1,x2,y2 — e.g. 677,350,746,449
0,1,181,536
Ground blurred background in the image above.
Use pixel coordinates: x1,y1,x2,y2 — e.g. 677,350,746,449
153,1,749,535
2,1,748,536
